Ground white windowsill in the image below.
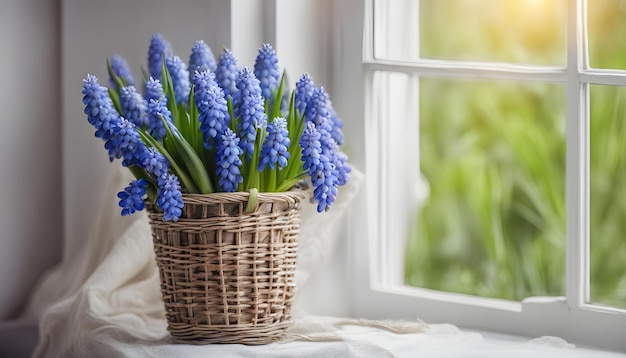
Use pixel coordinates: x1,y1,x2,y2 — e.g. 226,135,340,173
2,318,624,357
466,328,625,358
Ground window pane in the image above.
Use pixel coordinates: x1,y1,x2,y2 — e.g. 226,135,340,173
588,0,626,70
405,78,566,301
374,0,566,65
590,85,626,309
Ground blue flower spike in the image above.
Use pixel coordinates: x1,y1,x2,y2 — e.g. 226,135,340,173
253,43,280,100
146,98,173,140
233,67,267,157
145,77,166,103
118,179,148,216
300,122,338,212
216,128,244,192
215,49,239,97
305,87,334,134
259,117,290,171
193,70,230,148
156,173,184,222
147,33,172,81
189,40,217,83
120,86,148,128
165,56,190,104
111,119,148,167
143,147,170,178
82,74,129,162
295,73,315,115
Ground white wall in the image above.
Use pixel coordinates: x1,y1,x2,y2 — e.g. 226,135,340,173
62,0,231,260
0,0,63,319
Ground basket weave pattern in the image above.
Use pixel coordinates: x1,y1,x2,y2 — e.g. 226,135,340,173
147,190,306,344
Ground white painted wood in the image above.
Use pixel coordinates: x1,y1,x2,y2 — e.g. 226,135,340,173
565,0,587,312
274,0,333,92
348,0,626,352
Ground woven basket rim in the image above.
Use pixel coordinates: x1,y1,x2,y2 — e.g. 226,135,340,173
180,187,308,204
146,186,308,219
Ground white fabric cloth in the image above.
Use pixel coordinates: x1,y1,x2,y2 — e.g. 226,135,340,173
15,166,611,357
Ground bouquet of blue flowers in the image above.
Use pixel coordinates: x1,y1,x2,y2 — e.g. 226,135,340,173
82,34,350,222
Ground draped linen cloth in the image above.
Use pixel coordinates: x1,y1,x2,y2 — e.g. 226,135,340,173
14,165,595,357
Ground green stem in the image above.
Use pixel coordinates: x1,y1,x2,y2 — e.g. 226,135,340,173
138,131,199,193
244,188,258,214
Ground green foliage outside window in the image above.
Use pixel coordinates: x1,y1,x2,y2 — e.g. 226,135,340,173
405,0,626,308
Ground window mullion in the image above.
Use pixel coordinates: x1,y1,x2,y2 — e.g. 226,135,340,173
565,0,588,310
364,61,565,83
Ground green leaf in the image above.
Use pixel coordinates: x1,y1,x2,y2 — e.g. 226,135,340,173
275,173,307,192
138,130,199,193
244,187,258,214
244,125,266,191
176,101,190,141
106,57,126,93
187,85,204,156
160,115,214,194
107,88,123,115
141,67,149,84
271,71,287,120
227,96,236,130
284,90,305,181
161,61,179,125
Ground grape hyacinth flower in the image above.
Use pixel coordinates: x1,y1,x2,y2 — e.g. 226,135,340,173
232,68,267,157
109,54,135,90
165,56,190,104
232,67,262,99
110,119,148,167
329,145,351,187
143,147,170,178
300,122,338,212
147,33,172,81
120,86,148,128
82,74,124,159
156,173,184,222
216,128,244,192
215,49,239,97
188,40,217,83
328,105,344,145
146,98,173,140
305,87,334,134
258,117,290,171
145,77,166,103
253,43,280,100
295,74,315,114
193,70,229,147
118,178,148,216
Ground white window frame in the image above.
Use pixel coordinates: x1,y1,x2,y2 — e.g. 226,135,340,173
343,0,626,351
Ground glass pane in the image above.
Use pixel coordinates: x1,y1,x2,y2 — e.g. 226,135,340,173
374,0,566,65
404,78,566,301
588,1,626,70
590,85,626,309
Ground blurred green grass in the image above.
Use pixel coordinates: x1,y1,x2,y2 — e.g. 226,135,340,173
404,1,626,307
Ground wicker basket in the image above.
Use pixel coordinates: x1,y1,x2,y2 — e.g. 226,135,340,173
146,189,307,344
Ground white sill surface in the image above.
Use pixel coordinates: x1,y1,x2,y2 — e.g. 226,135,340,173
3,317,625,357
69,317,626,357
467,328,625,358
